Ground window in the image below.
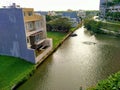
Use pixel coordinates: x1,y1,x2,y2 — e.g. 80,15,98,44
35,34,40,43
40,21,43,27
28,22,34,30
28,12,33,16
35,21,40,29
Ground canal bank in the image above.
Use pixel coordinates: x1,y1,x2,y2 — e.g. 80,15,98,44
36,31,75,67
17,27,120,90
100,28,120,37
36,22,83,66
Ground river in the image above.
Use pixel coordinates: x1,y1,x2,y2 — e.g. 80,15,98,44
17,27,120,90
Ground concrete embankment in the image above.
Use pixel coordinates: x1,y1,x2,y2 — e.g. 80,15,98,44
100,28,120,37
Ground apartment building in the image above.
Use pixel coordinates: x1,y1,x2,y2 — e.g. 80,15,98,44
99,0,120,18
0,3,52,63
99,0,108,18
107,5,120,12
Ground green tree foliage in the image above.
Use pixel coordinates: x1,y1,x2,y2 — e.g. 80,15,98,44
85,11,99,19
90,71,120,90
113,0,120,4
102,2,114,7
84,19,103,33
46,15,52,22
46,15,61,22
47,18,72,32
106,12,120,21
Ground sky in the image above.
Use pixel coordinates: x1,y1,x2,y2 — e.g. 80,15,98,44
0,0,100,11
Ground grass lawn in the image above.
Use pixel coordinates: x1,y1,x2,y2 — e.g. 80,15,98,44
47,31,67,48
0,55,35,90
106,20,120,25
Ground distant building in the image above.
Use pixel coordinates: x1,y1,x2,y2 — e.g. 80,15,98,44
48,11,57,16
99,0,120,18
35,11,57,16
77,10,86,19
35,11,48,16
107,5,120,12
62,12,80,27
67,9,73,12
0,3,52,63
99,0,108,18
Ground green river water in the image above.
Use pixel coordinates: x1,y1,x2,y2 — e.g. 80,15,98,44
17,27,120,90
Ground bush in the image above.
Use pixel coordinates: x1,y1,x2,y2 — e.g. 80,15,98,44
84,19,103,33
47,17,72,32
89,71,120,90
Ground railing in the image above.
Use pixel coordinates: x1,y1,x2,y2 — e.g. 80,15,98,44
26,28,44,37
24,14,42,22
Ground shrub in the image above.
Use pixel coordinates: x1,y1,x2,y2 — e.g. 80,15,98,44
47,17,72,32
84,19,103,33
89,71,120,90
95,72,120,90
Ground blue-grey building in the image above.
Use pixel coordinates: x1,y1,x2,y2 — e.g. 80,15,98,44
99,0,113,18
0,3,52,64
35,11,48,16
62,12,80,27
99,0,107,18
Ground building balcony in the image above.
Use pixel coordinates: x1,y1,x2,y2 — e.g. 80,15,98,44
26,28,44,37
35,38,53,63
24,14,42,22
30,39,46,49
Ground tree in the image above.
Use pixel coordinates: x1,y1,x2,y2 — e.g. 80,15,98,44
84,19,102,33
113,0,120,5
47,18,72,32
46,15,61,22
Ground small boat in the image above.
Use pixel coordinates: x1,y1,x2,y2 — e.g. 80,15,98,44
70,33,77,37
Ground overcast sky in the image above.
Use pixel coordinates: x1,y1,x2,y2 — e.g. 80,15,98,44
1,0,100,11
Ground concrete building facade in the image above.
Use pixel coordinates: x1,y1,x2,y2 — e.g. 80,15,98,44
99,0,120,18
0,3,52,63
99,0,108,18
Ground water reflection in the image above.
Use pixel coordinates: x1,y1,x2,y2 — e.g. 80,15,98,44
18,27,120,90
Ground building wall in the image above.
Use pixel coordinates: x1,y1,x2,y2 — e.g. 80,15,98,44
23,8,42,22
0,8,36,63
107,6,120,12
99,0,107,17
99,0,117,18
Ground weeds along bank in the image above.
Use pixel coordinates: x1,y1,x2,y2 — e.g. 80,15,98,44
84,19,120,36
